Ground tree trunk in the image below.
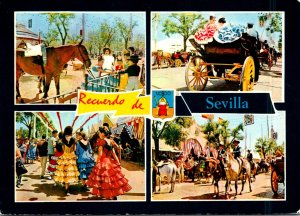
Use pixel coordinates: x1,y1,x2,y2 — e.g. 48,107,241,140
183,37,187,52
28,127,32,139
125,39,128,49
154,138,160,160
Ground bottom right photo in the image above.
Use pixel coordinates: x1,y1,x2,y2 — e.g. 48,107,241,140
151,112,285,201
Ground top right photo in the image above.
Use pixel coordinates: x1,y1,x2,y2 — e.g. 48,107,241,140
151,12,284,102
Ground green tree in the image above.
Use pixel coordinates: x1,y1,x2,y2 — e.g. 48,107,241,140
152,117,193,160
42,28,59,46
116,17,138,49
152,121,168,160
16,112,34,138
161,122,188,147
132,33,145,50
229,123,244,147
67,34,82,44
258,12,282,49
46,13,75,45
162,13,206,51
255,137,276,159
96,21,117,54
201,119,244,149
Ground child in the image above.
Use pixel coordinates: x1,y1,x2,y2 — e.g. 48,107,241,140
102,47,115,72
124,54,141,91
75,131,95,191
54,126,79,195
115,59,124,72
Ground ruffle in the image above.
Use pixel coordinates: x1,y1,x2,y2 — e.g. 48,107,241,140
77,162,95,169
90,184,132,199
86,160,132,199
53,152,79,183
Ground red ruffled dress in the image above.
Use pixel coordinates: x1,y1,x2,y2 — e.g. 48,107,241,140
194,23,217,43
86,139,132,199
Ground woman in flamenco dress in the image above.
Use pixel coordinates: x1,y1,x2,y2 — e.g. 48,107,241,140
54,126,79,194
194,14,217,43
86,127,132,200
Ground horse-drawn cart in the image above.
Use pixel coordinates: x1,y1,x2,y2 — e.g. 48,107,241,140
270,158,284,194
187,33,260,91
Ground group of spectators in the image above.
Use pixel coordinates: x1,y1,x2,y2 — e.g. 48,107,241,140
92,46,144,91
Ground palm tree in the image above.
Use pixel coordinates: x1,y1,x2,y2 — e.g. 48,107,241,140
255,137,268,159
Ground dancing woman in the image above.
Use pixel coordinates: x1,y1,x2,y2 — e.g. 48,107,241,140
86,127,132,200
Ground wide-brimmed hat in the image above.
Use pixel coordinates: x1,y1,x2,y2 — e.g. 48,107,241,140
233,139,240,144
128,54,141,61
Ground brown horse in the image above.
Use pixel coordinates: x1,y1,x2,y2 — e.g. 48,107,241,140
16,41,91,101
152,50,173,69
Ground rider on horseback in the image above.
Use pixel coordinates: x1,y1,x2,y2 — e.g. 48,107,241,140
247,149,254,170
232,140,243,168
217,142,226,178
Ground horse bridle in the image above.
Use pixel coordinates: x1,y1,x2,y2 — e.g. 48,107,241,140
77,45,90,67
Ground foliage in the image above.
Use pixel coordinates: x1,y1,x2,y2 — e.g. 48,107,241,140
258,12,282,49
67,34,82,44
162,13,206,51
201,120,244,149
152,117,193,159
42,28,59,46
161,122,188,146
116,17,138,49
255,137,277,159
45,13,76,45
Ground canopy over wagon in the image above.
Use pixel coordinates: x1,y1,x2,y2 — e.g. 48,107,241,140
187,32,260,91
182,138,203,158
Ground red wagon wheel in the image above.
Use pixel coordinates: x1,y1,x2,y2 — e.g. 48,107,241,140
271,169,279,194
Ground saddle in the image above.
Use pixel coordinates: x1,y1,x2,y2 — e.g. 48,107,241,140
157,160,172,168
17,42,47,66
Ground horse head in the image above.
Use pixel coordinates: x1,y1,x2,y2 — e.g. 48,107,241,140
75,41,91,68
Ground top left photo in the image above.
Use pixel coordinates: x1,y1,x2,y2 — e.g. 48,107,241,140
15,12,146,104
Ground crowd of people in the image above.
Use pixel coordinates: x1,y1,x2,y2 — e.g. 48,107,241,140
16,124,144,200
91,46,144,91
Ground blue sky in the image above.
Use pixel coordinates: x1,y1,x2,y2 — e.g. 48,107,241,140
16,12,146,38
152,12,282,46
193,112,285,152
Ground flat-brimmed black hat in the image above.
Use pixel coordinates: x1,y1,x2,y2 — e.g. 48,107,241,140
233,139,240,144
128,54,141,62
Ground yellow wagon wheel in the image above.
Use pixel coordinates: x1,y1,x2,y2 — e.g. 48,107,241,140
240,56,255,91
185,56,209,91
175,59,182,67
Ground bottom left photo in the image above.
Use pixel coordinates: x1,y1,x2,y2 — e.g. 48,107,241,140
15,111,145,202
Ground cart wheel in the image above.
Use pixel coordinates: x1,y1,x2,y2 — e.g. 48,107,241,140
175,59,182,67
240,56,255,91
185,56,209,91
271,169,279,194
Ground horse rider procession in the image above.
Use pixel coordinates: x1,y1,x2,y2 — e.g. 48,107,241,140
152,138,282,199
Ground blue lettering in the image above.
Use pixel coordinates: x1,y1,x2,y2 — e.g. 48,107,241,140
206,97,214,109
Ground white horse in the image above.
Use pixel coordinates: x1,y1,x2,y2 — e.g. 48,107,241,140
224,151,252,199
156,161,177,193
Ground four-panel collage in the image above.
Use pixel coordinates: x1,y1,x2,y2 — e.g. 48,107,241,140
15,11,285,203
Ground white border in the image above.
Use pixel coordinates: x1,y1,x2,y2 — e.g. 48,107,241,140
150,11,285,103
14,11,147,105
14,110,147,202
150,111,286,202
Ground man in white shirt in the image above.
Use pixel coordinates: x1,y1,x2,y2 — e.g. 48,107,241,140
246,23,259,40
